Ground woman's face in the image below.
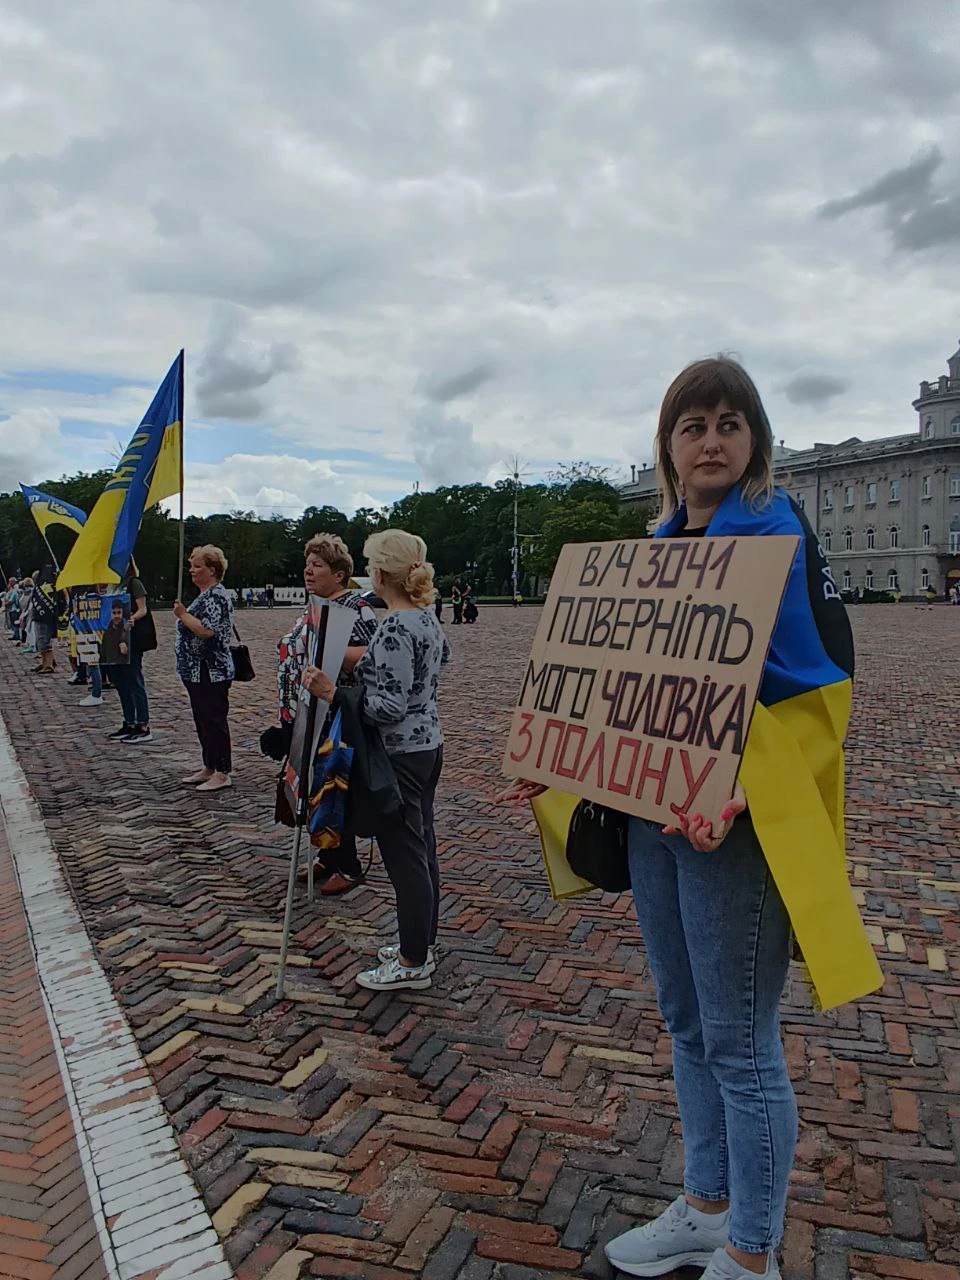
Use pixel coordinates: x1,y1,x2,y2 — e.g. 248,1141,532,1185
669,399,754,507
189,555,216,589
304,553,343,599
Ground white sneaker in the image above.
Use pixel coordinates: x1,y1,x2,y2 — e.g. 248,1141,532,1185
377,942,439,973
604,1196,729,1276
700,1247,780,1280
79,695,104,707
356,956,433,992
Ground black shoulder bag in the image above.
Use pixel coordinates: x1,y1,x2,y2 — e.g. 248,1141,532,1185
565,799,632,893
231,624,256,682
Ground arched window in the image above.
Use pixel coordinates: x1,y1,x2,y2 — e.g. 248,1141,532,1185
922,524,931,547
866,526,875,549
922,475,932,498
844,528,854,551
924,418,934,439
842,570,852,590
865,568,874,588
823,529,832,551
888,569,899,590
889,525,899,549
921,568,930,590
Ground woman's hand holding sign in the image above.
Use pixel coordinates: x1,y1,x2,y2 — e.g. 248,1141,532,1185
663,779,747,851
303,665,336,702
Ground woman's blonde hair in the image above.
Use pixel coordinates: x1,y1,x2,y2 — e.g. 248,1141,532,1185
654,357,775,524
364,529,436,608
304,533,353,586
190,544,228,581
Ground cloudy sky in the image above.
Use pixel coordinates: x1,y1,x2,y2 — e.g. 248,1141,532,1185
2,0,960,517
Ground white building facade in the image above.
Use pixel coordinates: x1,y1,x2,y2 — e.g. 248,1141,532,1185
620,343,960,599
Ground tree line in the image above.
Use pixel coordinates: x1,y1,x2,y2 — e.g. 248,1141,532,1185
0,465,653,602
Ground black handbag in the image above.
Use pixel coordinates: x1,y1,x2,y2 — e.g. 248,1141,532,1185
132,611,158,653
566,799,632,893
231,625,256,682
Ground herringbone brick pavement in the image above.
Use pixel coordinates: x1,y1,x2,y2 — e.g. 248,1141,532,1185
0,810,109,1280
0,604,957,1280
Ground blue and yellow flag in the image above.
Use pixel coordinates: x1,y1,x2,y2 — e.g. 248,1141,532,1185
58,352,183,589
532,486,883,1010
20,485,87,536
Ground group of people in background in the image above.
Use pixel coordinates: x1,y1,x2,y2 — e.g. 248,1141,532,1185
173,528,451,992
3,563,154,741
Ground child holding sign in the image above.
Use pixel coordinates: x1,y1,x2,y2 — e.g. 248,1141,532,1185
503,358,880,1280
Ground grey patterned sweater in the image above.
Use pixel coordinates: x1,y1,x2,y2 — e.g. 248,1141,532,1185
356,608,450,754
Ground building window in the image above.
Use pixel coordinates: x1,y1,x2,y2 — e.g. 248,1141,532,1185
922,475,932,499
823,529,832,551
889,526,899,549
888,569,899,591
844,485,854,508
890,479,901,502
842,570,852,590
844,528,854,551
921,568,930,590
823,488,833,511
922,524,931,547
865,568,874,589
951,417,960,435
951,476,960,497
866,526,875,549
866,482,877,505
951,521,960,554
924,418,934,439
796,493,805,510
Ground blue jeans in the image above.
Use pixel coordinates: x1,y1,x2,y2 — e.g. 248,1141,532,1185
90,665,102,698
628,816,797,1254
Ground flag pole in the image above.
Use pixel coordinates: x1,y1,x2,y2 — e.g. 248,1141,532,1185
176,349,185,602
38,530,60,575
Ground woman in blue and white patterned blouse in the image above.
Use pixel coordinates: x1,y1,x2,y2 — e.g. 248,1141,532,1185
174,545,235,793
304,528,450,992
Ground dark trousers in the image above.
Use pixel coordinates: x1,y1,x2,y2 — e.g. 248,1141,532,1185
110,649,150,726
185,666,232,773
375,747,443,966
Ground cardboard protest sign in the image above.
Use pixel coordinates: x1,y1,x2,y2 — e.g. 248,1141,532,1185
503,536,799,826
284,597,357,816
72,591,130,667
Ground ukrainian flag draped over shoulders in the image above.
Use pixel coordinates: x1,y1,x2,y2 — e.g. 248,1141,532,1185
660,486,883,1010
58,352,183,589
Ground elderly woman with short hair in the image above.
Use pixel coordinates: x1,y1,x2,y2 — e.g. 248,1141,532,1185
174,544,235,792
275,532,378,893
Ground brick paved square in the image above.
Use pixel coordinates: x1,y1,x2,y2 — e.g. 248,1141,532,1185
0,603,957,1278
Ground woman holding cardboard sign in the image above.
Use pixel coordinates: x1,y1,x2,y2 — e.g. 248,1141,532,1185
502,358,881,1280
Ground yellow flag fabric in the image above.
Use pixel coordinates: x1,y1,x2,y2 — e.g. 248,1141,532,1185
58,353,182,589
739,685,883,1010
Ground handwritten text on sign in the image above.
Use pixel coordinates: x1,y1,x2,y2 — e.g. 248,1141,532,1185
502,535,799,825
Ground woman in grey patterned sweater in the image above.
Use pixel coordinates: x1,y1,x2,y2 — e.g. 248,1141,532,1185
304,528,450,992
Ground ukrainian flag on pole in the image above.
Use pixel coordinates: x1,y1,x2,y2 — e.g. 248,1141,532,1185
20,485,88,536
58,351,183,589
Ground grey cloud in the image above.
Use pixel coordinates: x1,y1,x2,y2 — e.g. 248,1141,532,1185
782,373,849,409
196,308,299,422
817,147,960,252
891,195,960,251
410,405,497,487
818,148,943,219
424,363,497,403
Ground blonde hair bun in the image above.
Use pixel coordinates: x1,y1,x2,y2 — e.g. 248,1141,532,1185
364,529,437,608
